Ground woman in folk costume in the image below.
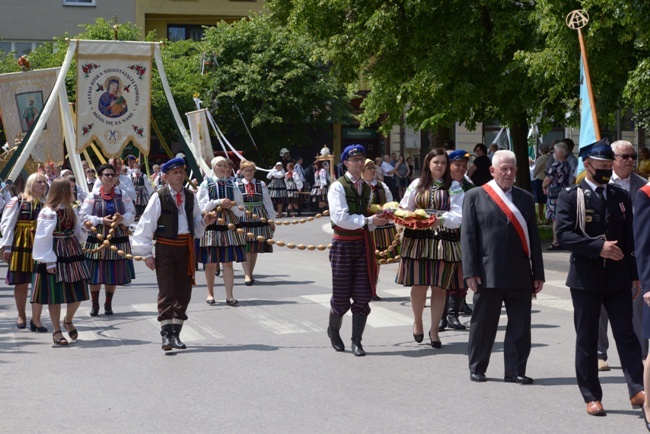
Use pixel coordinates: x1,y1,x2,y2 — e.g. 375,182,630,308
198,156,246,306
310,160,329,213
0,173,48,332
80,163,136,317
32,179,91,346
131,164,153,218
361,158,398,302
237,160,276,286
266,162,287,217
284,161,304,217
396,148,464,349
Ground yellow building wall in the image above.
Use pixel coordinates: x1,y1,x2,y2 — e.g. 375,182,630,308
136,0,266,39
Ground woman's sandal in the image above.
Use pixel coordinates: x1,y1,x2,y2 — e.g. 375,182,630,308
226,298,239,307
52,331,69,346
63,318,78,340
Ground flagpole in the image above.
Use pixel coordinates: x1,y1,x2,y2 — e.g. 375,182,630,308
576,28,600,140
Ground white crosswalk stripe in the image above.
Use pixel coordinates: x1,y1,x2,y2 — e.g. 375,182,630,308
130,303,226,342
234,299,323,334
301,293,414,328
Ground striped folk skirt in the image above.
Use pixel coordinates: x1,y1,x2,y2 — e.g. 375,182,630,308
6,221,36,285
395,227,464,289
239,205,274,254
31,236,90,305
373,223,399,260
87,259,135,285
285,179,300,198
268,178,287,200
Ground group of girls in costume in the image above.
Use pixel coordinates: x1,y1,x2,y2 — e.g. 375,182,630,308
1,163,137,347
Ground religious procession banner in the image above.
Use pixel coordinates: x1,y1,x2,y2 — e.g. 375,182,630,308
0,68,64,163
76,40,152,157
186,109,213,162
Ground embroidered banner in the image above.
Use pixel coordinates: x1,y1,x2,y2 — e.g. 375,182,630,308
186,109,213,162
0,68,64,163
76,40,152,157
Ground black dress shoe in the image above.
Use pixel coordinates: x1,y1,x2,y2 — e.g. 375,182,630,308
90,305,100,317
504,374,534,384
413,325,424,343
372,295,382,301
462,304,473,315
104,304,113,315
30,319,48,333
438,318,447,332
470,373,486,382
446,315,466,330
244,280,253,286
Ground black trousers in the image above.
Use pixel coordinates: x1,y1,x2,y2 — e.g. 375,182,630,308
570,288,643,402
155,240,194,322
468,287,532,376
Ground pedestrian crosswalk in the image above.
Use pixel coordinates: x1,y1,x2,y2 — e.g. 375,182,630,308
0,282,577,350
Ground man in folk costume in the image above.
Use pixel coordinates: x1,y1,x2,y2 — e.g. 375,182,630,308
555,139,645,416
132,158,212,351
327,144,388,357
462,150,544,384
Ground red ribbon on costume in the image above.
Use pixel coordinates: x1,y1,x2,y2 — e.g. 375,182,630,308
245,181,255,196
482,181,530,258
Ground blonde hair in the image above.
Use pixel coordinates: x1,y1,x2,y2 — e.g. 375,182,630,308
23,172,47,201
240,160,256,171
44,178,75,225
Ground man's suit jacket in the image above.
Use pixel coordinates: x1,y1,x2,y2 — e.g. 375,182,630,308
556,180,637,292
634,184,650,295
628,172,647,203
461,185,544,289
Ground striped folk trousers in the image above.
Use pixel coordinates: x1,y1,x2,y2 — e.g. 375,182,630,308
329,238,372,316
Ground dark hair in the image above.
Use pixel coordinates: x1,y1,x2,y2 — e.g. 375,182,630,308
444,139,456,151
417,148,451,193
474,143,487,154
562,138,575,152
97,164,116,177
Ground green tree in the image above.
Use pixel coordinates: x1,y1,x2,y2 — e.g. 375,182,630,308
270,0,558,187
202,13,351,166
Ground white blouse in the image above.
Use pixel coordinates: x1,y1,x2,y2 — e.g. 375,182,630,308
399,178,464,229
79,190,136,228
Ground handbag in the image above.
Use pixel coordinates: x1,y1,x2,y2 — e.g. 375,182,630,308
547,186,562,199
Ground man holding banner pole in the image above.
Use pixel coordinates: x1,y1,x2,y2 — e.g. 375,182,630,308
461,150,545,384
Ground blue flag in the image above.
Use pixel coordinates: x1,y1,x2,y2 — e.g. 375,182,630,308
577,56,598,175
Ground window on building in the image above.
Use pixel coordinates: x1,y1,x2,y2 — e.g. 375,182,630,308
14,43,32,57
0,42,12,53
63,0,96,6
167,24,213,42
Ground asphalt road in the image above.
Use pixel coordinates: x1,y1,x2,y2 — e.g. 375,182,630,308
0,217,644,433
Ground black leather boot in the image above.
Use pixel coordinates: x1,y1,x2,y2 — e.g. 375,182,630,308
351,314,368,357
327,313,345,352
171,324,187,350
161,324,173,351
447,295,466,330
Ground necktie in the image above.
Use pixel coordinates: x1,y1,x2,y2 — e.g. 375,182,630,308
175,192,183,207
595,186,606,204
354,179,363,195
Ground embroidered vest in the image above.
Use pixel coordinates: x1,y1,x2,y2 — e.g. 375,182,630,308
331,176,371,230
154,186,195,239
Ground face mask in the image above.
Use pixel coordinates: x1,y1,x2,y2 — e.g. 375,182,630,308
588,165,612,185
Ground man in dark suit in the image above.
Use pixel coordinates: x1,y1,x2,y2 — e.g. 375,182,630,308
556,139,645,416
597,140,649,371
462,150,545,384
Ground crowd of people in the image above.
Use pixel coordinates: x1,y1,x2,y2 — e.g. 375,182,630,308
3,137,650,427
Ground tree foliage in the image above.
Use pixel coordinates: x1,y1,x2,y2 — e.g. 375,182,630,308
202,13,351,166
269,0,650,187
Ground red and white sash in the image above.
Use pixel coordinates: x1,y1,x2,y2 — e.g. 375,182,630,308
482,180,530,258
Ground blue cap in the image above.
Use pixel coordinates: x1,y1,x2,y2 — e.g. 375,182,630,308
126,154,137,160
161,158,185,173
578,138,614,161
449,150,470,161
340,144,366,161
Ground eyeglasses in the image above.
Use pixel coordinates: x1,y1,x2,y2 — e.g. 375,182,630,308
616,153,637,161
103,173,116,178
